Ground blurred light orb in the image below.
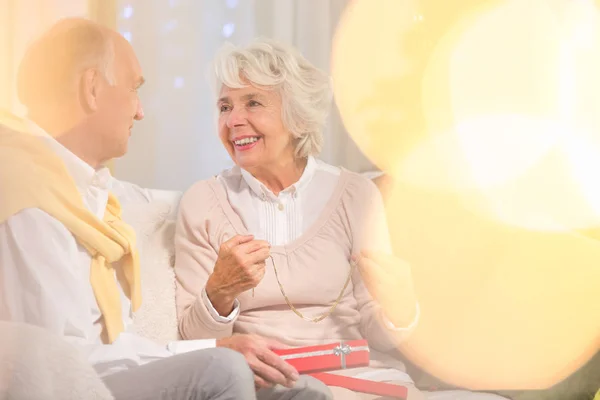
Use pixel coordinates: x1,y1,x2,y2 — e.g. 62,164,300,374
333,0,600,390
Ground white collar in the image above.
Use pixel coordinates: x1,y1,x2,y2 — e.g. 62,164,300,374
24,119,112,193
240,156,317,200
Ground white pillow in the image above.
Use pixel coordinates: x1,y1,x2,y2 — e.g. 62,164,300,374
123,200,180,345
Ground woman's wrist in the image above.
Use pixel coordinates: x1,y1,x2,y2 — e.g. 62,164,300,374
205,278,237,316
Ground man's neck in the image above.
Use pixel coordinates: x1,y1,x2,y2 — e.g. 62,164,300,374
29,114,103,169
54,131,103,169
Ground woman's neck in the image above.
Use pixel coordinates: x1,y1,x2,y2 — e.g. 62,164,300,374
249,157,308,196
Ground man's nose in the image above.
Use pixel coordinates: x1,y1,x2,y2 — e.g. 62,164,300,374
134,100,144,121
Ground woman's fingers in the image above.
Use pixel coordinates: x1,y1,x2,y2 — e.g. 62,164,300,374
249,353,292,388
259,349,299,385
216,237,272,294
220,234,255,253
247,247,271,265
238,239,270,254
254,375,273,389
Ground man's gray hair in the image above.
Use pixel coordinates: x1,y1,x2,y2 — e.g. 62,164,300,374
17,18,115,110
212,38,333,158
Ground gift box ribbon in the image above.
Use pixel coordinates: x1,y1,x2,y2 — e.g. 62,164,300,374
278,341,370,369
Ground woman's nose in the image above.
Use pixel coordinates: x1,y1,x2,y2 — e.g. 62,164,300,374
226,107,248,128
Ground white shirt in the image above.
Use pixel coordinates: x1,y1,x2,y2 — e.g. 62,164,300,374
0,122,215,378
219,156,341,246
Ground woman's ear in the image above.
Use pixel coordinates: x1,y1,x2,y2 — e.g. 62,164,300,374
79,68,100,112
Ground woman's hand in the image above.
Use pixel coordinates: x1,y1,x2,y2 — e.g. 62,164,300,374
355,250,419,328
206,235,270,316
217,333,298,389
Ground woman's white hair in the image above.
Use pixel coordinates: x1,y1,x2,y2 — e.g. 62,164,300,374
211,38,333,158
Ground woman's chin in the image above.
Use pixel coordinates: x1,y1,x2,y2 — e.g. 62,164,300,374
234,156,261,171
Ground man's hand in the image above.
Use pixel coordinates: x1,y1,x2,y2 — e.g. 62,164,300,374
217,334,299,389
355,250,419,328
206,235,270,316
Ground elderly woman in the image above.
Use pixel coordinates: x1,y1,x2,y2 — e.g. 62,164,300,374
174,39,506,400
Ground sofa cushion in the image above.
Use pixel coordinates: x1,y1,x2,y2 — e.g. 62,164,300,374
117,182,182,345
126,200,180,345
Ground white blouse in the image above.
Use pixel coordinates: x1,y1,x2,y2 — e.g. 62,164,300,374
218,156,343,246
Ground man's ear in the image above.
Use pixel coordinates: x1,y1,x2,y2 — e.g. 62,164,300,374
79,68,100,112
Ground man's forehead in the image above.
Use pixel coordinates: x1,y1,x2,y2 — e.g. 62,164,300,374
112,33,143,78
112,33,135,59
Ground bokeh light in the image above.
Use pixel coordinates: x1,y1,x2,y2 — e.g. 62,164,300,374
333,0,600,390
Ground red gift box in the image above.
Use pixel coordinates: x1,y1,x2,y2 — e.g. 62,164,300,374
273,339,370,374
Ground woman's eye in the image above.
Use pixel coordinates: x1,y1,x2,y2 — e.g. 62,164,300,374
248,100,261,107
219,104,231,112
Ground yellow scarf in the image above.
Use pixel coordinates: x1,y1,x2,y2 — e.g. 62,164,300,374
0,111,141,343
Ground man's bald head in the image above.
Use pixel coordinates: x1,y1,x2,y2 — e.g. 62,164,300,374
16,17,145,167
17,18,119,110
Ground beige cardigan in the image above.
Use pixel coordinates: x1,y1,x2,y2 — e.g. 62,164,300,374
174,169,412,363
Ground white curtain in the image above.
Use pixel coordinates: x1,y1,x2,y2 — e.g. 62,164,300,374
114,0,375,191
0,0,90,113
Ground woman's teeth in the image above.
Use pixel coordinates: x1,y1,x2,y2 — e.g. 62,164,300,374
234,137,259,146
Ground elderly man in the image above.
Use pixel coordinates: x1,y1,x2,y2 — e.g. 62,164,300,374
0,18,331,400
